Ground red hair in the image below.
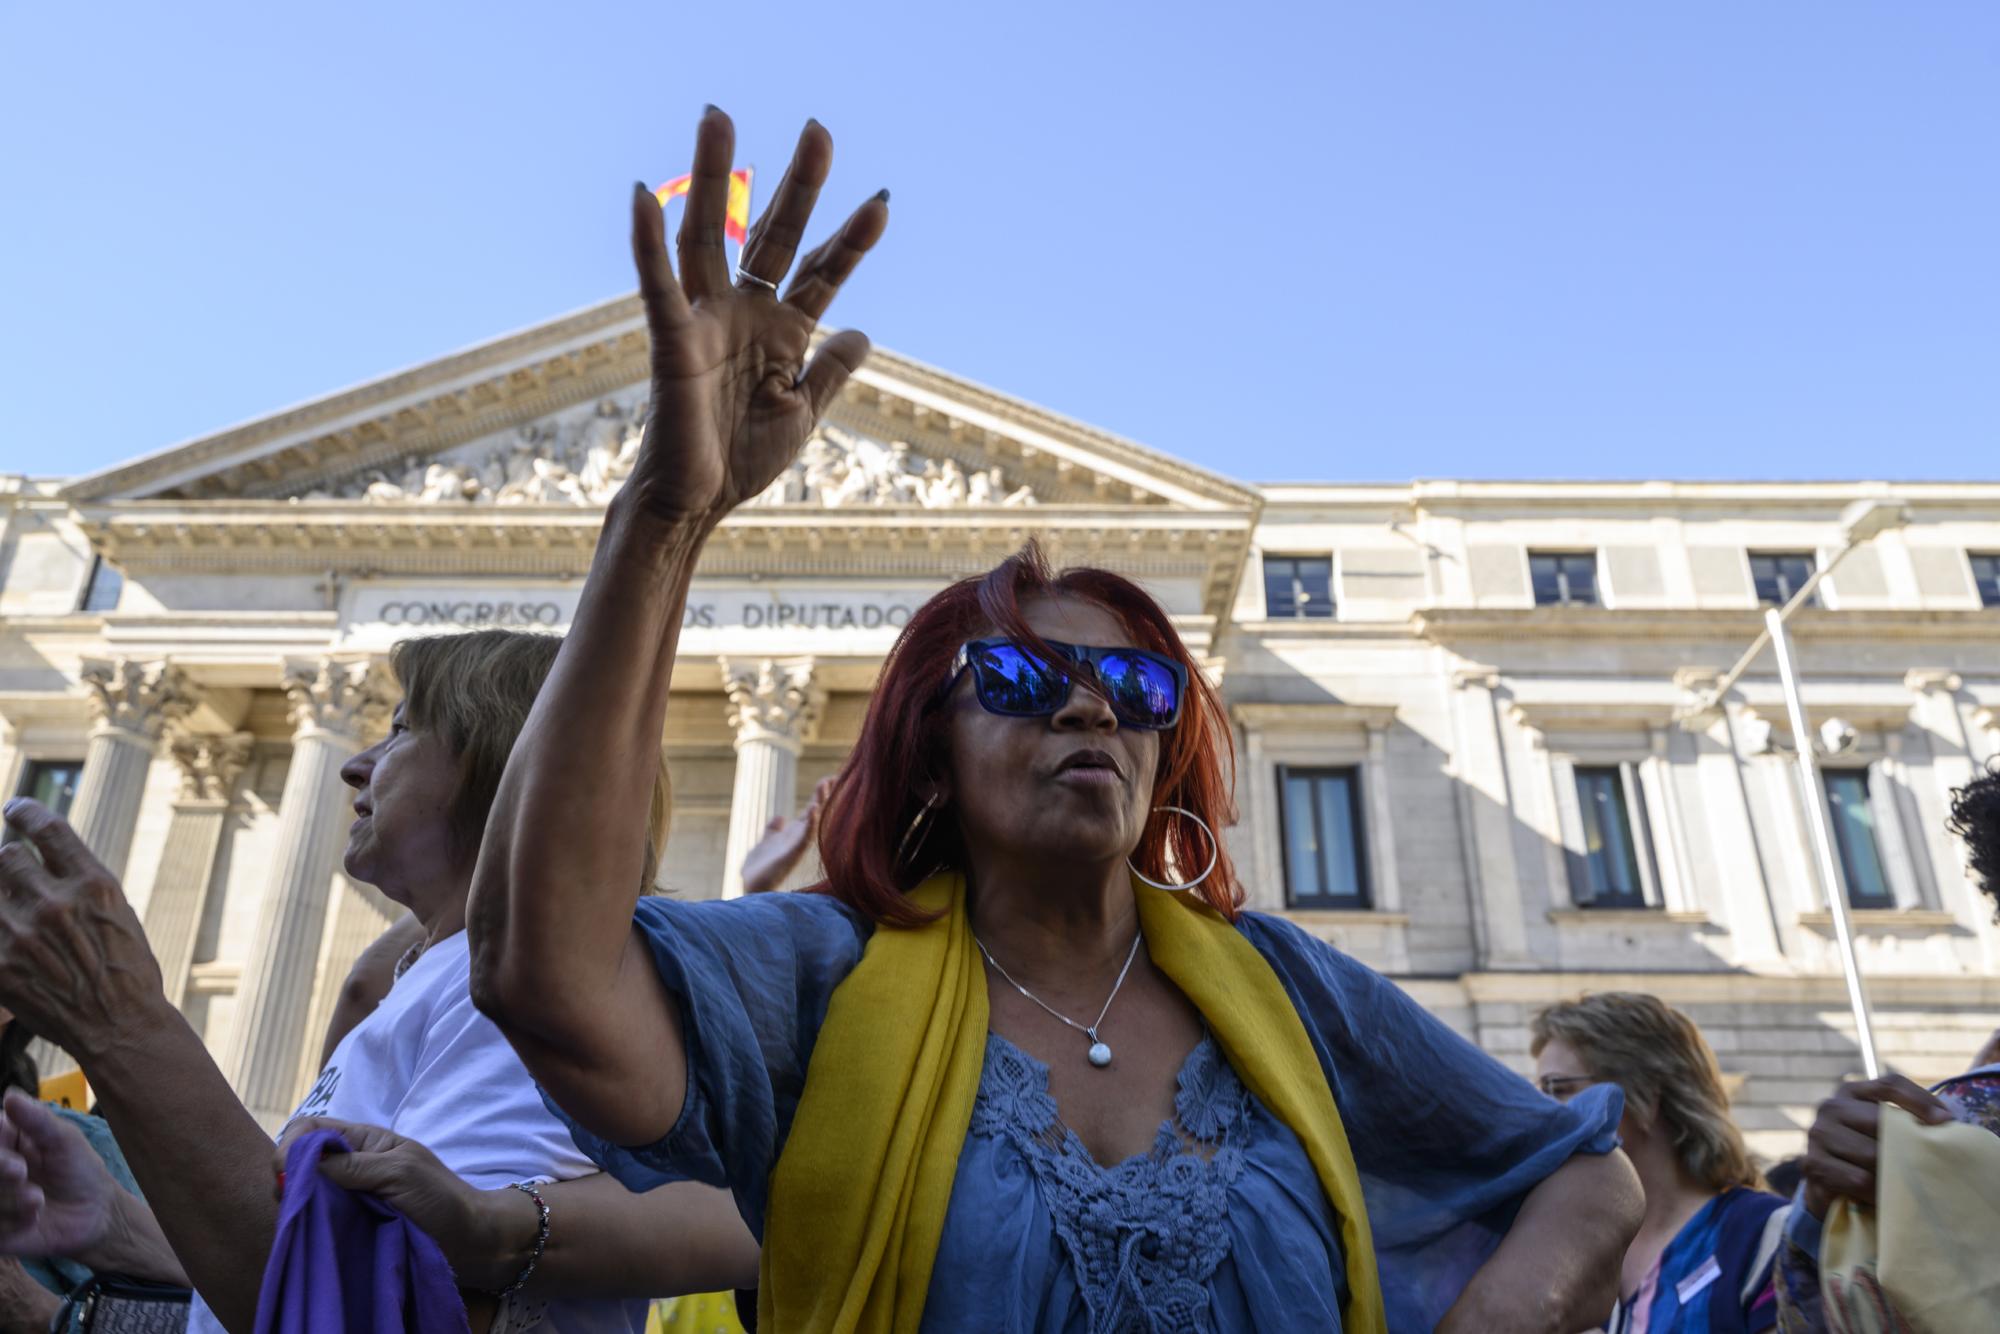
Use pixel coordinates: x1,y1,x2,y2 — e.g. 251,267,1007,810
815,542,1240,927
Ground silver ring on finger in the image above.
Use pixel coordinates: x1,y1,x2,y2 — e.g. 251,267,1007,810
735,268,780,295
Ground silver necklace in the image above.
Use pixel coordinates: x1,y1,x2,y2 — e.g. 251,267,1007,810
973,929,1143,1069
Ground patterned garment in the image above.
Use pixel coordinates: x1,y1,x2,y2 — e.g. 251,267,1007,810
554,892,1626,1333
1773,1066,2000,1333
1608,1187,1788,1334
964,1031,1282,1332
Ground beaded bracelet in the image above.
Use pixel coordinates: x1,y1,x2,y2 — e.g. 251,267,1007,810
492,1181,551,1299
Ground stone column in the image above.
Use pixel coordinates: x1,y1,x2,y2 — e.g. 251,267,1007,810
143,731,252,1008
719,658,823,898
1447,667,1535,967
67,659,194,879
223,658,394,1128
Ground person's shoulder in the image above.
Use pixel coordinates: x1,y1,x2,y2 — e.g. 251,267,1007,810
636,887,866,926
633,888,874,951
1234,908,1370,982
1715,1184,1790,1226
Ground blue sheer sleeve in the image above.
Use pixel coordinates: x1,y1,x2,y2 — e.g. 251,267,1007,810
1238,912,1623,1331
544,891,870,1237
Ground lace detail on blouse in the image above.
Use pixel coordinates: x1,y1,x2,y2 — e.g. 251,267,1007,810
969,1032,1255,1334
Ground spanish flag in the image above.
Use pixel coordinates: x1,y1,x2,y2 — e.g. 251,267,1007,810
655,168,753,245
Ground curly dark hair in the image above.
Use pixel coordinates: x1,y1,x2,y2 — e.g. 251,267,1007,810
1946,764,2000,922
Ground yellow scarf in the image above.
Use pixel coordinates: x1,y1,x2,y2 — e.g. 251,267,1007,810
760,873,1385,1333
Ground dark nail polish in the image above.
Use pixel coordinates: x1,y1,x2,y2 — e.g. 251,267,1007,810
873,189,891,204
704,103,720,116
807,116,823,130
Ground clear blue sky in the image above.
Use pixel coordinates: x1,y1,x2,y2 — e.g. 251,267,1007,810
4,4,1996,483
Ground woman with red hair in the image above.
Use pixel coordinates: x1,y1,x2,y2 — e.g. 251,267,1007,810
470,106,1642,1332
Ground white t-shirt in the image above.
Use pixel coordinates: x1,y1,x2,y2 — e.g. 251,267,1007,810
190,931,645,1333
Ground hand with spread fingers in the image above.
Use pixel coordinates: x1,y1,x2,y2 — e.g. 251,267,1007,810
0,800,172,1065
740,776,835,894
1800,1072,1955,1220
617,106,888,532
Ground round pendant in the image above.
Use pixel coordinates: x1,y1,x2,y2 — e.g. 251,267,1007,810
1087,1041,1113,1067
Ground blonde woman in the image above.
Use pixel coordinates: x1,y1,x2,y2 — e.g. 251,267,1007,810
1534,993,1786,1333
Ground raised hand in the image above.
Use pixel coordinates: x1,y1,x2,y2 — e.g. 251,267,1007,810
740,776,835,894
619,107,888,529
0,800,169,1064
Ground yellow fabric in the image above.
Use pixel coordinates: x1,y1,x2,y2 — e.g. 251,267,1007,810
37,1070,86,1110
648,1292,746,1333
1821,1104,2000,1333
762,873,1386,1334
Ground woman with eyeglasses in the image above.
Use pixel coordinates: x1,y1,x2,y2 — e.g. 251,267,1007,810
467,105,1643,1333
1533,993,1787,1333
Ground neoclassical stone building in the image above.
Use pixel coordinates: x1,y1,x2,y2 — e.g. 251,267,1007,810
5,294,1999,1154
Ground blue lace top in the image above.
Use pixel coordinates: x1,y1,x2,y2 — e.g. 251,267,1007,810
939,1031,1345,1331
551,892,1624,1332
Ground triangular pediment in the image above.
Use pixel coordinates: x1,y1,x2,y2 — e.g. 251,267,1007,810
62,295,1256,515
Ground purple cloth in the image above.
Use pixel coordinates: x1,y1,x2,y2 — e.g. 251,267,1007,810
253,1129,469,1334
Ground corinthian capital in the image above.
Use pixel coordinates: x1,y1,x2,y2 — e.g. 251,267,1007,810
79,658,196,740
168,730,254,803
722,657,824,750
283,657,397,741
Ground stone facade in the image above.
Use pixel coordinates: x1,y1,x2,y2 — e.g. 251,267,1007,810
5,294,1998,1158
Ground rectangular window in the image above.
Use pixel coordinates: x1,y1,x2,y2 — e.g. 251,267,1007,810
1277,766,1370,907
1529,553,1601,607
1970,554,2000,609
79,557,123,613
1571,766,1651,907
1262,556,1334,620
1749,552,1818,607
1823,769,1895,907
3,760,84,846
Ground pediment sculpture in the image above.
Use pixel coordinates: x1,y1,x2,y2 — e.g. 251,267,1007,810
298,401,1035,510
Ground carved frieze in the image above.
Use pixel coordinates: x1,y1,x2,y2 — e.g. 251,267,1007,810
298,395,1036,511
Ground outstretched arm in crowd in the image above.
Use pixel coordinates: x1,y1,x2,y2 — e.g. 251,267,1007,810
0,801,280,1332
1439,1149,1642,1332
319,911,426,1067
467,106,886,1148
739,777,833,894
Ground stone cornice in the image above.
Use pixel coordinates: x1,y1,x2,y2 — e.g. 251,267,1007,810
62,295,648,503
58,295,1260,518
71,503,1256,621
1257,479,2000,515
1231,702,1399,731
1412,606,2000,644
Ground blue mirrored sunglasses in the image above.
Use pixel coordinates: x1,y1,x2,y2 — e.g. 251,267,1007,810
944,637,1186,731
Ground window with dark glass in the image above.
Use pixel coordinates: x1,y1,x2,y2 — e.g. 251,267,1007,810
1823,769,1895,907
1571,766,1651,908
1970,554,2000,609
1749,552,1817,607
79,557,123,613
3,759,84,845
1277,766,1369,907
1529,553,1600,607
1262,556,1334,619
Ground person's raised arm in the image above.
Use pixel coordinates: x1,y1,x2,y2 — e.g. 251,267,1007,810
0,802,275,1332
467,106,886,1150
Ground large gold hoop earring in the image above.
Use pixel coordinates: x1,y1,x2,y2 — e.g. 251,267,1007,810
895,792,945,869
1128,805,1219,891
